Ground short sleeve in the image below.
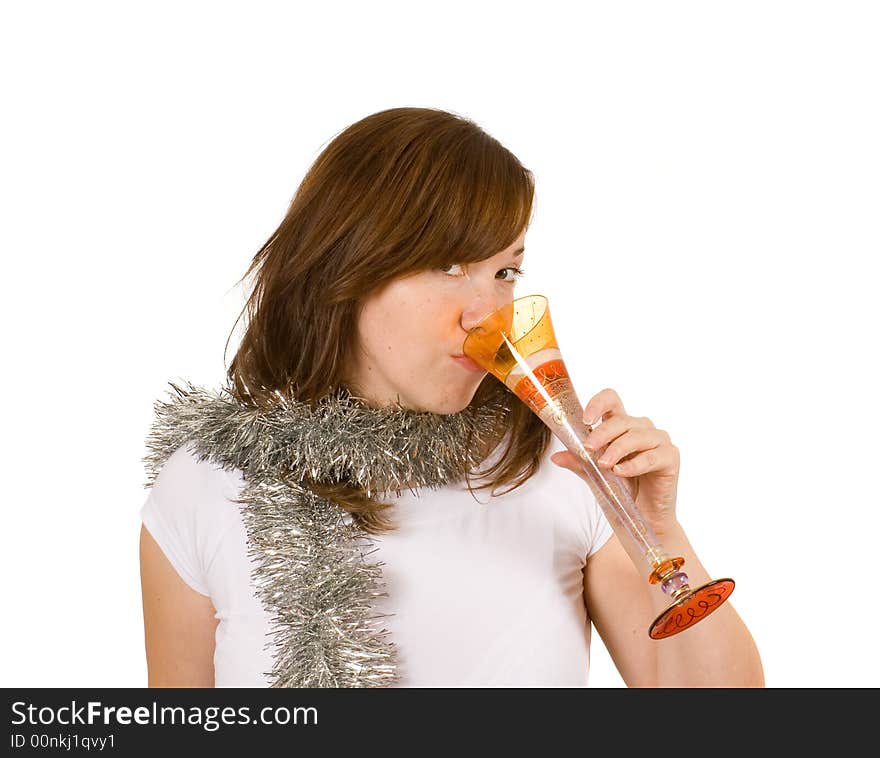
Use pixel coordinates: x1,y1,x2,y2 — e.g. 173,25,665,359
140,442,242,598
543,433,615,559
584,491,615,558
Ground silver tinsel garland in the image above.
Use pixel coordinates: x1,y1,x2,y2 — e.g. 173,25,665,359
142,379,513,687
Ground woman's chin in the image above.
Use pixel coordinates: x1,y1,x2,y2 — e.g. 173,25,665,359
390,379,483,415
428,387,481,415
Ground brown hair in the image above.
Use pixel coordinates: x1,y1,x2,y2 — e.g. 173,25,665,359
224,106,551,534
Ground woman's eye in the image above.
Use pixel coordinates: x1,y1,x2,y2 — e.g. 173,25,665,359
497,267,526,283
439,263,467,277
438,263,525,282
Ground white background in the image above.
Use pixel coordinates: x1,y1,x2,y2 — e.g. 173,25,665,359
2,1,877,688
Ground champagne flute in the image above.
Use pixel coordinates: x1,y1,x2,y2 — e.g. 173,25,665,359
463,294,734,639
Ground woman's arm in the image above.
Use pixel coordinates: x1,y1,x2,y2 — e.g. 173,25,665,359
139,524,219,687
556,387,763,687
584,529,764,687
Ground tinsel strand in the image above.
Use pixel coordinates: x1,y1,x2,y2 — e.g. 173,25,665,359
141,378,512,687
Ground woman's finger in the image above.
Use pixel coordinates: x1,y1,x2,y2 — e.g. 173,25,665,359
585,415,656,452
608,444,679,477
583,388,626,426
593,427,668,470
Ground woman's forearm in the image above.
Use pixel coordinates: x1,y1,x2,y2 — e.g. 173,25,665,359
648,522,764,687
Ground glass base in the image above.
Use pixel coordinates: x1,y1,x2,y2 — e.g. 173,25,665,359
649,578,735,640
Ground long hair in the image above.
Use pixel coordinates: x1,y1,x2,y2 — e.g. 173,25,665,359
224,106,552,534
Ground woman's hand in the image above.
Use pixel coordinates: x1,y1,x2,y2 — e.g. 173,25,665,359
550,388,681,536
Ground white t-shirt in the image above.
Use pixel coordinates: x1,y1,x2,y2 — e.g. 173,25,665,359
139,432,614,687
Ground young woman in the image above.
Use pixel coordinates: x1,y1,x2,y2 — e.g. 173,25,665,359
139,106,763,688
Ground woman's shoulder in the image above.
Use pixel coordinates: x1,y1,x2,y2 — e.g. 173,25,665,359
140,441,249,597
537,434,615,557
143,442,247,534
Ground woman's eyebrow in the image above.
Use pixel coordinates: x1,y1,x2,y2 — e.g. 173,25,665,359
513,247,525,257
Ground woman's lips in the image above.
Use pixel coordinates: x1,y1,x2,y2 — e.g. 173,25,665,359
451,354,484,373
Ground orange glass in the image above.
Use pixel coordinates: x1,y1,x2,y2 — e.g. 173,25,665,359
463,294,734,639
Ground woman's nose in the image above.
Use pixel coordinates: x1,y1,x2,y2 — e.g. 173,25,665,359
460,293,501,333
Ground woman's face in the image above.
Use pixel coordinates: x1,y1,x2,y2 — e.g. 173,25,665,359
346,228,527,413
